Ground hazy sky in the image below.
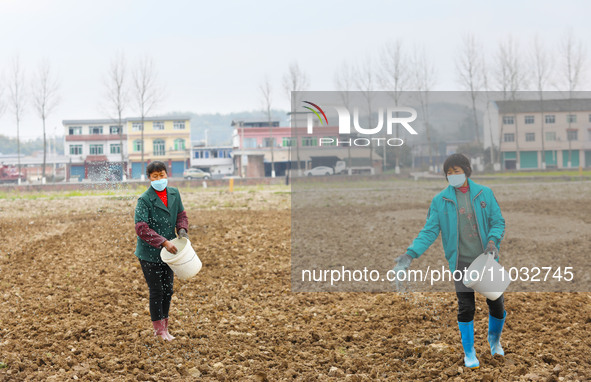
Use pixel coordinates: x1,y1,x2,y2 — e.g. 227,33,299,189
0,0,590,140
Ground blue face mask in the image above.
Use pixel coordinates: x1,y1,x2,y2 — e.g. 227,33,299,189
151,178,168,191
448,173,466,188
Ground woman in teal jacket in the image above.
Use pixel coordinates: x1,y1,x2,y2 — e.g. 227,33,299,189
394,154,506,369
134,161,189,341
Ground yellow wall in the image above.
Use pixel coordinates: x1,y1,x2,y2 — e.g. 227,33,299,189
127,119,191,161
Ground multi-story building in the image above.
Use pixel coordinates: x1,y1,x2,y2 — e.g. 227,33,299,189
190,144,234,177
126,116,191,178
495,99,591,170
63,116,191,180
62,119,127,181
231,117,381,177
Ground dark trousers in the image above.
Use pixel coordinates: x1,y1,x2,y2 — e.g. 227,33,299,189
139,259,174,322
454,261,505,322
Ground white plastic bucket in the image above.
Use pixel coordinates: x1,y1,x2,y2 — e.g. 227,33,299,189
462,254,510,301
160,237,202,280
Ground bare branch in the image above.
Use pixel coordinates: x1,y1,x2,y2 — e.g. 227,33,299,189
8,55,26,177
334,60,354,93
495,35,528,99
104,52,128,121
282,61,309,102
455,33,483,143
133,55,163,176
455,33,483,94
133,56,162,118
379,39,408,103
558,29,586,95
259,75,272,122
410,46,437,92
31,60,60,178
530,34,553,93
104,52,129,165
31,60,59,121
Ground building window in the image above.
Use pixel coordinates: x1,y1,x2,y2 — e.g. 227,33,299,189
110,144,121,154
302,137,318,146
525,133,535,142
194,151,201,159
69,145,82,155
109,125,121,135
567,130,578,141
89,144,104,155
68,126,82,135
90,126,103,135
174,139,185,151
153,121,164,131
524,116,534,124
153,139,165,156
243,138,257,148
545,132,556,141
204,151,210,158
567,114,577,123
503,133,515,142
502,116,514,125
173,121,185,130
132,122,143,131
282,137,294,147
263,138,276,147
545,115,555,124
133,140,143,152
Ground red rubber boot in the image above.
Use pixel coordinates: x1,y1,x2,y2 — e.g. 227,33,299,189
152,319,168,340
163,318,175,341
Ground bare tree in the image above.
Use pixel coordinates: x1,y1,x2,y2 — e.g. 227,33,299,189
456,33,483,144
260,75,275,177
104,53,128,172
495,36,527,170
379,39,408,173
282,61,309,174
334,60,355,172
481,56,497,168
411,46,437,171
558,29,586,168
530,35,553,169
133,56,162,178
31,60,59,179
354,55,377,166
8,56,26,180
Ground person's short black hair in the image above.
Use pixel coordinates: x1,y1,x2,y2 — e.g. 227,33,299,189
443,153,472,179
146,161,168,177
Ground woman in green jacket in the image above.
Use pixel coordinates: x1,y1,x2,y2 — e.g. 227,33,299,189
394,153,506,369
134,161,189,341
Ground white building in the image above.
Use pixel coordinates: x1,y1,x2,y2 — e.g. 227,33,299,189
62,119,128,181
190,144,233,177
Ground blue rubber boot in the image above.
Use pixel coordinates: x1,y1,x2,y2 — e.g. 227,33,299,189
488,311,506,356
458,321,480,369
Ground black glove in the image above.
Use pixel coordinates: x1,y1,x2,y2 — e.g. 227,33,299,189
178,228,189,240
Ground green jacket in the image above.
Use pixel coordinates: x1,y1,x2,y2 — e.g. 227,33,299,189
406,178,505,273
134,186,185,263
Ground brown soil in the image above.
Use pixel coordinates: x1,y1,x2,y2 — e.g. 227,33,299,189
0,183,590,381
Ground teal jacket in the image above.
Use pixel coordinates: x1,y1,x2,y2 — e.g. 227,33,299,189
406,178,505,273
134,186,186,263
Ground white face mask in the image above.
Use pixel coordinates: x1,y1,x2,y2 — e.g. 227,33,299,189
448,173,466,188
